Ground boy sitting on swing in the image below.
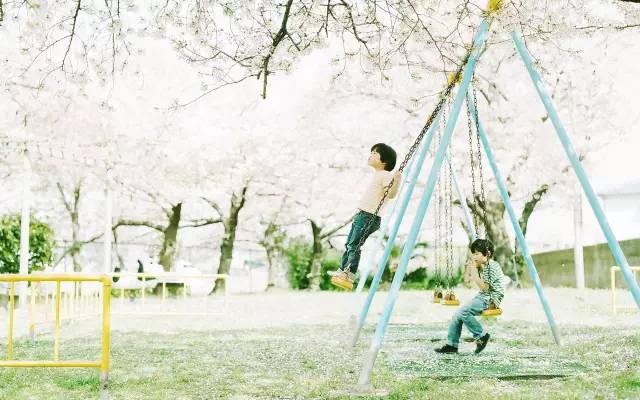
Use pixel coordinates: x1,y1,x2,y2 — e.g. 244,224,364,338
328,143,402,290
435,238,504,354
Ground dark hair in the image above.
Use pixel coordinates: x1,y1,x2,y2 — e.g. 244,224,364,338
370,143,397,171
469,238,494,258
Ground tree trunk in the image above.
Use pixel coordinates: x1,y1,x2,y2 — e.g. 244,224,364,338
513,184,550,282
215,187,247,291
70,184,81,272
57,181,83,272
259,221,286,289
159,203,182,271
308,220,324,290
466,184,550,283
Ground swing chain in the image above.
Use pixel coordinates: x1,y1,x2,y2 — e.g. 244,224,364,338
435,116,443,283
466,90,479,232
346,54,468,275
372,56,469,218
472,82,488,227
444,145,454,288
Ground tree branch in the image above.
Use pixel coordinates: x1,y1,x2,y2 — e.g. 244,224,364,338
260,0,294,99
201,197,225,221
320,216,353,239
52,231,104,269
576,23,640,31
180,218,223,228
113,219,165,233
518,184,550,237
56,182,73,215
62,0,83,72
169,73,257,110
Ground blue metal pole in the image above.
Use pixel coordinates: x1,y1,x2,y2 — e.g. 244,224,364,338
467,88,561,345
358,18,490,386
512,31,640,310
349,103,444,346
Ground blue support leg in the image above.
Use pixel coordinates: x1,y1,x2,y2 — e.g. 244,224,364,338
512,31,640,310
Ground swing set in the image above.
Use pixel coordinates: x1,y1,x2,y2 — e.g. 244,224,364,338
337,0,640,387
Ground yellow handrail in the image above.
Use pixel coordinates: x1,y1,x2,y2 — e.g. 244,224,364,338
0,274,112,390
610,266,640,314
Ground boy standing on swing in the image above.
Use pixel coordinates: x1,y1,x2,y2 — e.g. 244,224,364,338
328,143,402,290
435,238,504,354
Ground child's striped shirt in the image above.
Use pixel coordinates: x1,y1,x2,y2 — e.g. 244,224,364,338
478,260,505,307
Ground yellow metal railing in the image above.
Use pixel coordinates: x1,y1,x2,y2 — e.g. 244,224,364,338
109,272,229,315
0,274,111,389
27,276,103,340
610,266,640,314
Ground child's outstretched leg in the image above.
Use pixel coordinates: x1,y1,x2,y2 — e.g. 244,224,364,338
436,295,490,353
329,211,380,290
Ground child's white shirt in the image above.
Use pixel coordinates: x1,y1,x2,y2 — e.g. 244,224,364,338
357,170,396,214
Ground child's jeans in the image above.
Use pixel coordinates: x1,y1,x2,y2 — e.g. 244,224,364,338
340,210,381,274
447,294,488,347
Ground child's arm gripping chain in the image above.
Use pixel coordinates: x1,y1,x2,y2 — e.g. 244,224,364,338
387,171,402,199
466,264,489,291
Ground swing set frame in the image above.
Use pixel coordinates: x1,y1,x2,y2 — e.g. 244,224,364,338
345,10,640,388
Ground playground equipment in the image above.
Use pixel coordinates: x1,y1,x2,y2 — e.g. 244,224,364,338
349,2,640,387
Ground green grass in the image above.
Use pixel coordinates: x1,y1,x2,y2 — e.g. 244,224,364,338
0,321,638,399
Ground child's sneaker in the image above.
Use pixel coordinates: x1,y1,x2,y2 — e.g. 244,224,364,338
329,269,355,290
434,344,458,354
475,333,490,354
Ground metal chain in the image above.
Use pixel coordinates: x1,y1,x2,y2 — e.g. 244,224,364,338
447,149,454,288
472,80,488,233
372,57,469,218
466,92,479,233
444,144,453,289
435,117,443,282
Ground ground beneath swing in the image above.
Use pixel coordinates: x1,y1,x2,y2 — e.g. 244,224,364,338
0,288,639,399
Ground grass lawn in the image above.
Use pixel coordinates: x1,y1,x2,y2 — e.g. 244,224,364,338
1,319,639,399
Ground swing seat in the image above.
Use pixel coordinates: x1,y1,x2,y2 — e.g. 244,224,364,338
442,291,460,306
432,289,443,303
481,301,503,317
330,275,353,291
481,307,503,317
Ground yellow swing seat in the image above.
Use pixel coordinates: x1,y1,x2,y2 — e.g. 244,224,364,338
432,289,443,303
481,300,502,317
330,275,353,291
442,291,460,306
480,307,503,317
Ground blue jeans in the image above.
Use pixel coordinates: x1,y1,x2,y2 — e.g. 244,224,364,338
447,294,488,347
340,210,381,274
